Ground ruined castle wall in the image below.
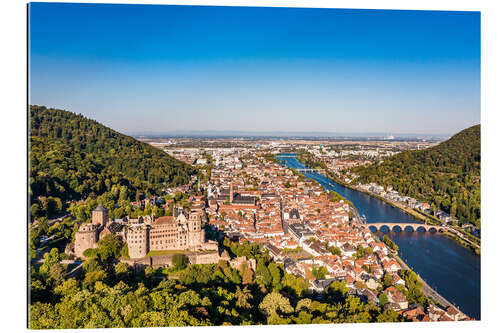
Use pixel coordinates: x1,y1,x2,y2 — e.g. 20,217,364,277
187,251,221,265
74,225,98,258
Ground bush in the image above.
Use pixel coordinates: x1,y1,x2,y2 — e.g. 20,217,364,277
172,253,189,270
83,258,102,273
382,235,398,252
120,244,130,259
312,266,328,280
82,248,98,258
379,293,389,307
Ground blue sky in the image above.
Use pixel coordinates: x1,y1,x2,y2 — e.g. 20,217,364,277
29,3,480,135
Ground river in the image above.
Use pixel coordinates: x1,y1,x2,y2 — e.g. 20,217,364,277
276,154,480,319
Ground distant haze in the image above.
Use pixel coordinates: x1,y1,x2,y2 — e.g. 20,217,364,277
29,3,480,135
129,130,451,140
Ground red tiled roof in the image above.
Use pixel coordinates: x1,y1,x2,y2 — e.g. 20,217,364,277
153,216,174,225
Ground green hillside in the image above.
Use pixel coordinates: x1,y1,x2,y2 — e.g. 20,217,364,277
353,125,480,227
29,105,196,219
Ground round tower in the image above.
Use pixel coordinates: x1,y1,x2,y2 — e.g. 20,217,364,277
74,223,99,258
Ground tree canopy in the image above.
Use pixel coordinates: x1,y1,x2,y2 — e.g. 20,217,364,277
353,125,480,227
29,105,197,219
30,237,406,328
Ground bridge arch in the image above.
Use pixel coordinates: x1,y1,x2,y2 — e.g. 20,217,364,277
415,225,427,233
391,225,403,233
403,225,415,232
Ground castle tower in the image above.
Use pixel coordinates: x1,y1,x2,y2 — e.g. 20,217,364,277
127,224,149,259
92,205,109,227
187,212,203,247
74,223,99,258
188,211,201,232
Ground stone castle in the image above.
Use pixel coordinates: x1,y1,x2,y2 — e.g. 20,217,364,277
74,205,217,259
74,205,114,258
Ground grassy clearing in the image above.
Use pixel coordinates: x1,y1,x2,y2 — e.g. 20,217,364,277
286,249,313,262
146,249,217,257
146,250,189,257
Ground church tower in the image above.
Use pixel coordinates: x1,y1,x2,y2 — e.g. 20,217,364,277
229,183,234,204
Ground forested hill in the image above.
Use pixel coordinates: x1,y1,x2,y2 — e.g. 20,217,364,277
353,125,480,227
29,105,196,218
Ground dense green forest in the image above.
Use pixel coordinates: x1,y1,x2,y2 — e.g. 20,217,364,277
29,106,197,219
29,236,406,328
353,125,480,227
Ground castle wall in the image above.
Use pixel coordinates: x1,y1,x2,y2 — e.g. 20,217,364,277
150,255,173,268
201,240,219,251
187,251,221,265
148,251,221,268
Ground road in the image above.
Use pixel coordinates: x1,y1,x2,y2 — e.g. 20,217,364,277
32,258,82,265
445,227,480,249
32,214,72,229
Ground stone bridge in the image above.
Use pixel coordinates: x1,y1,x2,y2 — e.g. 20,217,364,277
295,168,326,175
366,222,445,233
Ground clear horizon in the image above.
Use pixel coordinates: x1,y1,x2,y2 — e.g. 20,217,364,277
29,3,480,135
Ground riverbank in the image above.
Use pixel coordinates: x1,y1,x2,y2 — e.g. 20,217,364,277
370,232,465,315
442,231,481,255
292,153,480,254
296,153,417,219
318,170,481,256
351,184,481,256
391,251,452,309
349,183,429,222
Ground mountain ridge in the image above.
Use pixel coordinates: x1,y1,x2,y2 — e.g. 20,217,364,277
29,105,196,219
353,124,480,227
